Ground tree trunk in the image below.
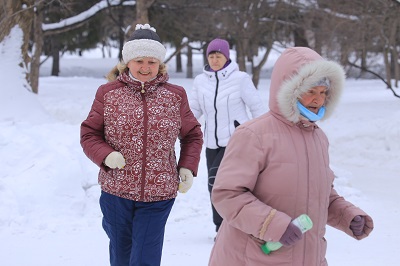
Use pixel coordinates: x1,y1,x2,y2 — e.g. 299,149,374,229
392,48,399,88
126,0,155,37
30,0,44,94
294,27,309,47
136,0,153,24
118,8,125,60
236,40,246,72
389,17,399,87
384,48,391,87
176,51,182,73
186,45,193,79
51,37,60,76
251,46,271,88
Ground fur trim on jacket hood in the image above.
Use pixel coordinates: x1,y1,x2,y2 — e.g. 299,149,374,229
269,47,346,124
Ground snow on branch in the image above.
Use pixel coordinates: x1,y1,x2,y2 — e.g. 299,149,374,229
42,0,136,32
322,8,359,21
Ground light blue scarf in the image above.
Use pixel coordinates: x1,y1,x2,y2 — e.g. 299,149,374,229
297,101,326,121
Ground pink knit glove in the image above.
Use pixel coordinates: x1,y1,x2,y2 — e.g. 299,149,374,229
279,222,303,246
350,215,365,236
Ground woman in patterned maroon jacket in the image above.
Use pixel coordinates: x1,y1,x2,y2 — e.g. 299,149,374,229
80,24,203,266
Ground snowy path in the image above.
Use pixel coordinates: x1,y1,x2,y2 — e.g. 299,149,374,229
1,72,398,265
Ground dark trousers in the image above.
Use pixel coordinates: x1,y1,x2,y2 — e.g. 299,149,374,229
100,191,175,266
206,147,226,232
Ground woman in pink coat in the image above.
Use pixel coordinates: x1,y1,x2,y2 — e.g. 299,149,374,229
208,47,374,266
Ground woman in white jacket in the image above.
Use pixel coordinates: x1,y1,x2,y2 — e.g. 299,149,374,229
189,38,266,234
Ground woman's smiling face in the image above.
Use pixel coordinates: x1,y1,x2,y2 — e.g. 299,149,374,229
299,86,328,114
128,57,160,82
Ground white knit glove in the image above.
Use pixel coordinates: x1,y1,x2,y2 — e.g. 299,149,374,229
178,167,194,193
104,151,126,169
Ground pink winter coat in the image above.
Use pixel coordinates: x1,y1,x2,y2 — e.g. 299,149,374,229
81,71,203,202
209,47,373,266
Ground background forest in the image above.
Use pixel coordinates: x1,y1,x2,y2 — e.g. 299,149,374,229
1,0,400,96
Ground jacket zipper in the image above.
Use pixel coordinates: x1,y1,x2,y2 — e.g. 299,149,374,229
140,82,147,201
301,127,310,264
213,72,220,147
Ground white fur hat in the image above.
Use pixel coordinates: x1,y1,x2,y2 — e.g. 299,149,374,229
122,24,166,64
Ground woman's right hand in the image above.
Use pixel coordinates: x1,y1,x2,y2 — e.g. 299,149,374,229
279,222,303,246
350,215,365,236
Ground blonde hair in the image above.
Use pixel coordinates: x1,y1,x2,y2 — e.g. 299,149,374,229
106,60,167,82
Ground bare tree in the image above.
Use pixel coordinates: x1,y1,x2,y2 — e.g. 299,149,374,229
125,0,155,37
30,0,44,93
1,0,34,90
1,0,136,94
151,0,223,78
324,0,399,89
2,0,399,97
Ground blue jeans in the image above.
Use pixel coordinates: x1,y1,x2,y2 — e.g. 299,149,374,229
100,191,175,266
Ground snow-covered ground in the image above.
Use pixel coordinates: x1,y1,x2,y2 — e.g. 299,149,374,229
1,27,399,265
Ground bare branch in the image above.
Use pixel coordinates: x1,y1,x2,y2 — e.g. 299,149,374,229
164,40,189,64
42,0,136,33
347,60,400,99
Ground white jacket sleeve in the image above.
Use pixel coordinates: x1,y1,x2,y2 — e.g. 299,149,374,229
240,75,267,118
189,79,203,119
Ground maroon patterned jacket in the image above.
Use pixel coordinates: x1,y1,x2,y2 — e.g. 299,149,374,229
80,71,203,202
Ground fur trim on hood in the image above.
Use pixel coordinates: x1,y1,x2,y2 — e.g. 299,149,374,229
269,47,346,124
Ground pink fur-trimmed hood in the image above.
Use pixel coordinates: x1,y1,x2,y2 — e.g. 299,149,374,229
269,47,346,123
